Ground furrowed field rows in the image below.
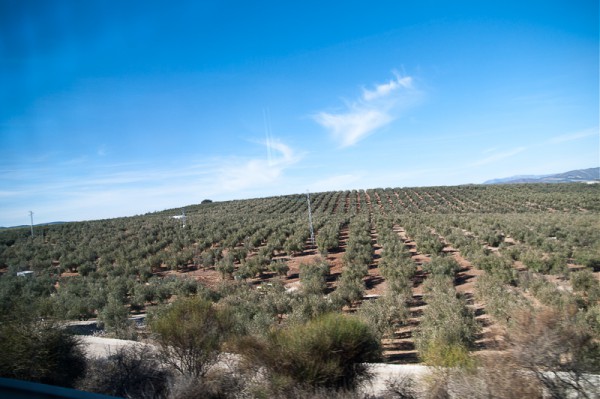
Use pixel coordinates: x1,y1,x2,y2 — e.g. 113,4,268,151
1,183,598,368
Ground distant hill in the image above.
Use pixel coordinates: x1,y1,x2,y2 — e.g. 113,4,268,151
484,167,600,185
0,221,68,230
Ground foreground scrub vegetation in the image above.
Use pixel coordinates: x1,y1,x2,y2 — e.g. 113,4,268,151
0,183,599,397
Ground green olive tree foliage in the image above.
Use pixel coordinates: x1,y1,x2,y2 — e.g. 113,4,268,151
570,268,600,304
519,272,578,310
269,259,290,277
357,293,408,339
0,185,599,395
414,276,479,367
285,232,306,257
316,221,342,255
149,296,233,378
332,218,373,305
218,281,296,335
287,293,341,326
422,255,460,277
98,294,135,339
474,273,530,325
299,261,330,296
473,253,517,285
216,252,236,279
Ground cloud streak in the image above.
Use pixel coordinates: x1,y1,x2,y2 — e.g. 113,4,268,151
314,109,392,148
217,139,300,192
548,127,598,144
362,74,413,101
470,147,527,167
0,139,301,226
313,73,421,147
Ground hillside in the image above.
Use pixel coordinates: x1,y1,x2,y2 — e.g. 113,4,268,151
484,167,599,184
1,183,599,394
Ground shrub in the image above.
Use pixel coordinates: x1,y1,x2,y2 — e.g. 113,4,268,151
505,308,600,397
287,294,341,325
522,250,567,275
382,374,419,399
580,304,600,336
236,313,381,390
428,355,543,399
0,317,86,388
149,296,233,377
420,340,474,369
78,344,170,398
168,369,246,399
571,268,600,304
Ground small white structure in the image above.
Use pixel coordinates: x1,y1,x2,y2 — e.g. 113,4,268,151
17,270,34,277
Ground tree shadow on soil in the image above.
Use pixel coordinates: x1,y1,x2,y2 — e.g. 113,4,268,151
385,351,420,364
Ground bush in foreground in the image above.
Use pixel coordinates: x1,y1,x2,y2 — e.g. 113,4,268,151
78,344,170,398
236,313,381,391
0,316,86,388
149,296,233,378
421,307,599,399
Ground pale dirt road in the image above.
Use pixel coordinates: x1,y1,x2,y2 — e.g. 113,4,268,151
80,336,146,358
80,336,430,396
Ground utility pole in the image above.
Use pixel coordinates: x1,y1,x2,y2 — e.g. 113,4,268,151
29,211,34,237
306,191,315,247
181,209,186,228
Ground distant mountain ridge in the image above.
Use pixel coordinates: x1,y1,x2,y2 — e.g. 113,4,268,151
484,167,600,184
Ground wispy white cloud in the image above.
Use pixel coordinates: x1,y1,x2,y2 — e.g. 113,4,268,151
217,139,300,192
314,109,392,148
482,147,498,154
0,139,301,226
470,147,527,167
547,127,598,144
362,74,413,101
313,72,421,147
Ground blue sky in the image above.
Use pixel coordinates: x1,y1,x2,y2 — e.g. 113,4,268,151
1,0,598,226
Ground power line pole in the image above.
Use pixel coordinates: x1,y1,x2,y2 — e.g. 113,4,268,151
181,209,186,228
306,191,314,247
29,211,34,237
